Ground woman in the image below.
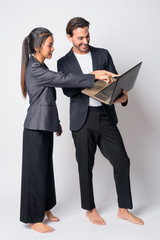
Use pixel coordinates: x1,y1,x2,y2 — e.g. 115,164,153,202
20,27,118,233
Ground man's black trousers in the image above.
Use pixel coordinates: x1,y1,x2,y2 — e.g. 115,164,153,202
72,106,133,210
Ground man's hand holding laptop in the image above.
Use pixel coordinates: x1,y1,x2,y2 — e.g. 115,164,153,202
114,90,128,103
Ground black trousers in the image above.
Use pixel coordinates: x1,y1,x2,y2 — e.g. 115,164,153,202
20,129,56,223
72,106,133,210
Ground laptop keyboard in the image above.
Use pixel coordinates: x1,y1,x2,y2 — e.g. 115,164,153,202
94,81,116,101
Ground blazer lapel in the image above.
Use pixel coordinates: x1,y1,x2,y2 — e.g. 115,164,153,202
90,46,98,71
68,49,83,74
68,46,98,73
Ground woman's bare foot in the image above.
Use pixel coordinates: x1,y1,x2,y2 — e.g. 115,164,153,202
30,222,54,233
117,208,144,225
45,210,60,222
86,208,106,225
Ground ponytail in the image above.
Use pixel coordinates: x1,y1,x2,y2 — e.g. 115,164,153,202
21,36,29,98
20,28,52,98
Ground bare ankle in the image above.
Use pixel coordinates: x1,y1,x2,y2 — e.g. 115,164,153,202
118,208,128,213
87,208,96,213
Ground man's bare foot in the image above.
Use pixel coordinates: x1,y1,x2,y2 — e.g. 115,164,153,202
30,222,54,233
86,208,106,225
117,208,144,225
45,210,60,222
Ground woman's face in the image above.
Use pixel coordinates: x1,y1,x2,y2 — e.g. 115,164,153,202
37,35,55,60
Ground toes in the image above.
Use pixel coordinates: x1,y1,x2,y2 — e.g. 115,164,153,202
52,217,60,222
30,223,55,233
137,219,144,225
46,227,54,233
134,216,144,225
48,217,60,222
93,219,106,225
49,228,55,233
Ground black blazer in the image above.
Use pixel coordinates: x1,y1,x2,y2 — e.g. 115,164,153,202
57,46,127,131
24,55,95,132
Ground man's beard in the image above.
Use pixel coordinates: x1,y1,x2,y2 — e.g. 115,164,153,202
74,43,89,53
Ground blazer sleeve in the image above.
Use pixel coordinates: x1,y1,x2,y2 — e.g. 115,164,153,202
32,62,95,89
107,51,118,74
57,61,85,97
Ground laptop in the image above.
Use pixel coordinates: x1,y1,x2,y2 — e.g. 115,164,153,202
81,62,142,106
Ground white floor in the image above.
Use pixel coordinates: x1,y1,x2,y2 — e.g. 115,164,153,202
1,194,160,240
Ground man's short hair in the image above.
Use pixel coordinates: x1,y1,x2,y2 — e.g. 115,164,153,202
66,17,90,37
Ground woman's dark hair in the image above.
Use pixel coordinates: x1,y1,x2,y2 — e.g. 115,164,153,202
21,27,52,98
66,17,90,37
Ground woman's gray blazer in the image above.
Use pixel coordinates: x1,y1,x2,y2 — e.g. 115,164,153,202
24,56,95,132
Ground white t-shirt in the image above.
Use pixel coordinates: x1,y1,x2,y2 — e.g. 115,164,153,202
74,51,102,107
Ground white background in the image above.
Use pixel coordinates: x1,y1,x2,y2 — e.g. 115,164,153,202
0,0,160,239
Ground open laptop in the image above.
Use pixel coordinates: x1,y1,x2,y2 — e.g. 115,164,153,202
81,62,142,106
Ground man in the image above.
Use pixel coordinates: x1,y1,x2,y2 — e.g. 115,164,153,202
57,17,144,226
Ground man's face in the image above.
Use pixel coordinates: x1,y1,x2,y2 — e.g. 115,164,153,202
67,26,90,54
